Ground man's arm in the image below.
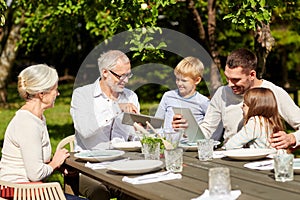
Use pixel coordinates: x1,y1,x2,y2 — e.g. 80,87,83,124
268,84,300,149
199,87,224,140
172,87,224,140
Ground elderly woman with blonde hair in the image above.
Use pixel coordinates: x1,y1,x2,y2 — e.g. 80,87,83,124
0,64,85,199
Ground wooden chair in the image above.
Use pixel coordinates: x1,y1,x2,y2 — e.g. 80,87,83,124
56,135,78,195
0,180,66,200
56,135,75,152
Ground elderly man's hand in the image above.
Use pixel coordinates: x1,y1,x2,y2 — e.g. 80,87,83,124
119,103,138,113
269,131,296,149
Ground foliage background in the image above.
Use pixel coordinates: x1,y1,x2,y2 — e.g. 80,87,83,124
0,0,300,186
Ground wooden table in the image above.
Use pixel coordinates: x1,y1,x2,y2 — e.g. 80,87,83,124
65,151,300,200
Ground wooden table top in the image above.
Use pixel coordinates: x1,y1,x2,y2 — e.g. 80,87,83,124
65,151,300,200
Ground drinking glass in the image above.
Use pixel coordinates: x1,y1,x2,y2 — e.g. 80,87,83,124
164,148,183,172
162,129,184,149
197,139,214,161
143,143,160,160
274,154,294,182
209,167,231,198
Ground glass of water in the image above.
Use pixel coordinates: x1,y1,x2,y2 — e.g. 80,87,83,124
209,167,231,198
274,154,294,182
164,148,183,172
197,139,214,161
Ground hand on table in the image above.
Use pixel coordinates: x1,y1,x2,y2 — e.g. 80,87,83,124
49,148,70,170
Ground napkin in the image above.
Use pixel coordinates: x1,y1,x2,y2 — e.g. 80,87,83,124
243,160,273,170
122,171,182,184
213,151,226,158
85,158,129,170
111,137,126,145
191,190,241,200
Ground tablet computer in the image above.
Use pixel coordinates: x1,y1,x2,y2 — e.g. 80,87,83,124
172,107,205,142
122,112,164,128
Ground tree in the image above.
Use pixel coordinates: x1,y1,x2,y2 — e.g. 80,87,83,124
269,1,300,88
223,1,296,77
0,0,6,26
186,0,222,95
0,0,299,105
0,0,6,104
0,0,176,104
0,0,20,105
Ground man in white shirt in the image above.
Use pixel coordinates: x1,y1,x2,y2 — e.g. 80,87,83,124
70,50,139,200
172,48,300,149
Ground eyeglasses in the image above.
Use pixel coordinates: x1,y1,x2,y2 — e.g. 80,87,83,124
109,70,133,81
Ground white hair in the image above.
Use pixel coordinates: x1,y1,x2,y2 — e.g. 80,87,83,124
18,64,58,100
97,50,130,77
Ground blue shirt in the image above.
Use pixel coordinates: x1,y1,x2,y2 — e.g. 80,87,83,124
155,89,210,130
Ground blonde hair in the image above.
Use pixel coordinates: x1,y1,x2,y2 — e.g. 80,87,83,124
97,50,130,77
174,56,204,80
18,64,58,100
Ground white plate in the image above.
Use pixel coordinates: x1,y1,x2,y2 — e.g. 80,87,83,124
179,143,197,151
74,150,125,162
112,141,142,151
293,158,300,174
179,141,221,151
224,148,277,161
106,160,163,174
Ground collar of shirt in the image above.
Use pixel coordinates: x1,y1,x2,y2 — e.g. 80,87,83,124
93,78,125,100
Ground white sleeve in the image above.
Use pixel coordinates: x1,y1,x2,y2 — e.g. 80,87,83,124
70,88,103,139
200,87,224,140
224,118,256,149
17,121,53,181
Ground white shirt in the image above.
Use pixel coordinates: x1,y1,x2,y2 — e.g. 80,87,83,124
70,79,140,151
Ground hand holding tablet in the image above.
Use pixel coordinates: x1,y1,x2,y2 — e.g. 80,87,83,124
172,107,205,143
122,112,164,129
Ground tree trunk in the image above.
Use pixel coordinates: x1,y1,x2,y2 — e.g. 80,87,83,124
186,0,205,41
187,0,222,96
207,0,222,95
254,22,275,79
0,22,21,105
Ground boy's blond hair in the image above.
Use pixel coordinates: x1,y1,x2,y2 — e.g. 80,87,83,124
174,56,204,80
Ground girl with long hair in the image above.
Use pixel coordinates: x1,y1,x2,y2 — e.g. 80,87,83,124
225,87,284,149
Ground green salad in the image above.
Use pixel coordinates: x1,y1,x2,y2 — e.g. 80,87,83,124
141,136,165,152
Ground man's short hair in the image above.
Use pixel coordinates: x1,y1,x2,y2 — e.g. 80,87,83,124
226,48,257,73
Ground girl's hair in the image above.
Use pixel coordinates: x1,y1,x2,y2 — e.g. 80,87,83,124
174,56,204,80
18,64,58,100
243,87,284,133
